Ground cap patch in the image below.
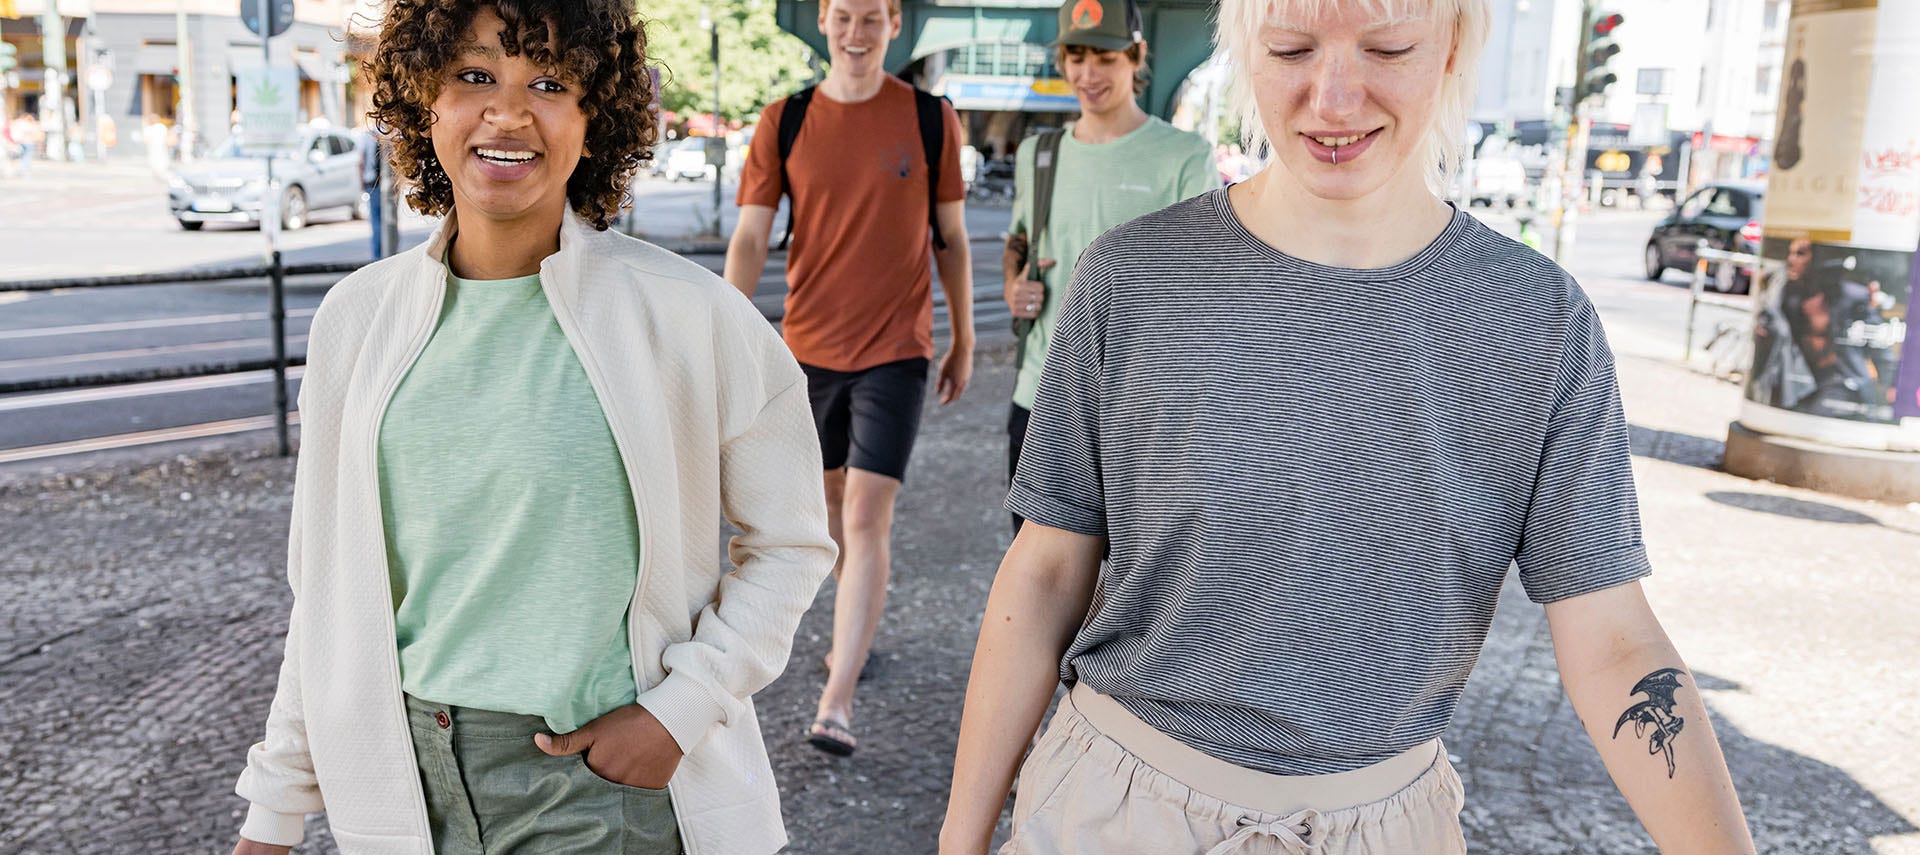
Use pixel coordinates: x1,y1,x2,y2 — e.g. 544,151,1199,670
1071,0,1104,30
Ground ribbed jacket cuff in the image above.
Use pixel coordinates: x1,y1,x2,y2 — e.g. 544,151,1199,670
638,671,728,754
239,803,306,847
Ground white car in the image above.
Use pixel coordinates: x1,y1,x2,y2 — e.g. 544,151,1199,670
663,138,718,182
167,129,368,230
1466,156,1528,208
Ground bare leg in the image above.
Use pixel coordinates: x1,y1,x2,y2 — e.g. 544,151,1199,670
816,467,901,732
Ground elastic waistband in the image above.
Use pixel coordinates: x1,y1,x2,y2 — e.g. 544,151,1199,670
405,694,549,739
1067,683,1439,816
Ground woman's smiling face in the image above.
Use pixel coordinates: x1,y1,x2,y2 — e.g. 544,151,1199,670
429,7,588,225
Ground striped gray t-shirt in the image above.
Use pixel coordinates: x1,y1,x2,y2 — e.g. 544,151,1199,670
1007,189,1652,775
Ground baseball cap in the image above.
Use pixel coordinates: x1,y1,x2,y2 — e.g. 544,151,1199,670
1053,0,1143,52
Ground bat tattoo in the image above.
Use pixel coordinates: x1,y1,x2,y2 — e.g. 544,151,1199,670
1613,668,1688,778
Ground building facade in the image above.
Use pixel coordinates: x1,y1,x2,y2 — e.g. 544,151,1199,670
1,0,351,159
1473,0,1790,191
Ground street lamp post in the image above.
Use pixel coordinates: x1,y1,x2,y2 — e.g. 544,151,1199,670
39,0,70,161
174,0,195,161
704,4,723,237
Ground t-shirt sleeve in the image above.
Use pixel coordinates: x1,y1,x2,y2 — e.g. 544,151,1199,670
1006,241,1113,535
1178,138,1221,199
736,100,786,209
1009,135,1035,236
936,100,967,204
1514,288,1653,603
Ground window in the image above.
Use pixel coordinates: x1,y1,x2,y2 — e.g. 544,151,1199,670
1703,190,1740,217
1680,189,1712,219
328,134,354,156
1726,190,1754,218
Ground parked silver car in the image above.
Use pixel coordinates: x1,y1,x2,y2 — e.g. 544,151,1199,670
167,128,368,231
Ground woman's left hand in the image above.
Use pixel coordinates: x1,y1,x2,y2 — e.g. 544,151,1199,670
536,704,683,789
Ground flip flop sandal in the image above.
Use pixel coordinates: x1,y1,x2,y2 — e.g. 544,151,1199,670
807,718,857,757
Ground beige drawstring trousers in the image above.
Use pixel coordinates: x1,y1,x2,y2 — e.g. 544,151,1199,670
1002,684,1469,855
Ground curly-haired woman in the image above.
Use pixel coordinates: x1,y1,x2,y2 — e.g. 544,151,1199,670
230,2,835,853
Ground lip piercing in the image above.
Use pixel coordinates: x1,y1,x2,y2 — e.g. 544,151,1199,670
1332,147,1339,165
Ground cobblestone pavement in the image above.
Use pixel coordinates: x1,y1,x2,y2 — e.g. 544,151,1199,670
4,338,1919,854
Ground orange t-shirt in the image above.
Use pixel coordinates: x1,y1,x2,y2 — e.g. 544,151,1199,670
738,76,966,372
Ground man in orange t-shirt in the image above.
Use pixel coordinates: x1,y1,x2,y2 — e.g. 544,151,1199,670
723,0,973,759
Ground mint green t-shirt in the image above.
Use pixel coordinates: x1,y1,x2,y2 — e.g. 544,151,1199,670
378,271,640,734
1009,117,1219,408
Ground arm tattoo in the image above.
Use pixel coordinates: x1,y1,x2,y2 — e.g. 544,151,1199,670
1612,668,1688,778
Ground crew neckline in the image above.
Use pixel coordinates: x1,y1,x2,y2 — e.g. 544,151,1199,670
448,271,541,288
1209,188,1470,282
1062,115,1159,149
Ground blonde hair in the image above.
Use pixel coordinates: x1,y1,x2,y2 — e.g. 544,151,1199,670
1215,0,1489,194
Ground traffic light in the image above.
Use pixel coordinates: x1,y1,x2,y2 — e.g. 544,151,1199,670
0,42,16,76
1578,11,1624,103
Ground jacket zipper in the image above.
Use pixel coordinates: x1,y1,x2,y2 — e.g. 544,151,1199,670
537,273,703,854
368,267,447,848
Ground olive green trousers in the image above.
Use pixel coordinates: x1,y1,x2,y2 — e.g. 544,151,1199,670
405,694,682,855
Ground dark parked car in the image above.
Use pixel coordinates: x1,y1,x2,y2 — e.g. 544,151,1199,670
1645,180,1765,292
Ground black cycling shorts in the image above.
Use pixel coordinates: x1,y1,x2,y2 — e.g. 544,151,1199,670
800,357,930,483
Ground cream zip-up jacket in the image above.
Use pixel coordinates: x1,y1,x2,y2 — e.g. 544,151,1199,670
234,211,836,854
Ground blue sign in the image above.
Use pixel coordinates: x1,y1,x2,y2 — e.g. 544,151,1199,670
945,79,1080,113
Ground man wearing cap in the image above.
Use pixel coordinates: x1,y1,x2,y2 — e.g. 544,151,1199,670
724,0,972,758
1002,0,1216,532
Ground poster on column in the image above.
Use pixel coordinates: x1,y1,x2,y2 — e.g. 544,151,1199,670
1747,0,1917,425
1896,232,1920,421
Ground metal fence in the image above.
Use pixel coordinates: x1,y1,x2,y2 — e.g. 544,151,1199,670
1,257,362,455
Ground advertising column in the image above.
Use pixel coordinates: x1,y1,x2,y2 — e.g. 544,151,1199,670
1731,0,1920,501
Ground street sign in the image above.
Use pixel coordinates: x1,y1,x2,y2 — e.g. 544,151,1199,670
234,68,301,155
243,0,297,38
1627,102,1668,147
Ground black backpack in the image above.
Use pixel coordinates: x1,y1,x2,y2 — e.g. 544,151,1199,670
774,82,949,252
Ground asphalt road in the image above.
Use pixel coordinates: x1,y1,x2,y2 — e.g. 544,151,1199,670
0,163,1020,463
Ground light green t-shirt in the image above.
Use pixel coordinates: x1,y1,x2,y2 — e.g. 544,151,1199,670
1009,116,1219,408
378,271,640,734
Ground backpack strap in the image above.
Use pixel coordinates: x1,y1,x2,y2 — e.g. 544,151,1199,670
1011,128,1066,346
1026,128,1065,282
774,85,815,251
913,87,949,252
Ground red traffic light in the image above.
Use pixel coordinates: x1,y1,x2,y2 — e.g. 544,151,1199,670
1594,12,1624,34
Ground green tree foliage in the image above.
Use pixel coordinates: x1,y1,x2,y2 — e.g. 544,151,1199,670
639,0,820,123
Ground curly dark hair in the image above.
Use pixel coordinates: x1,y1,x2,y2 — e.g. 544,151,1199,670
369,0,656,230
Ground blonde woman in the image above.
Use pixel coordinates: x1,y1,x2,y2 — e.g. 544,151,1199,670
942,1,1756,852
